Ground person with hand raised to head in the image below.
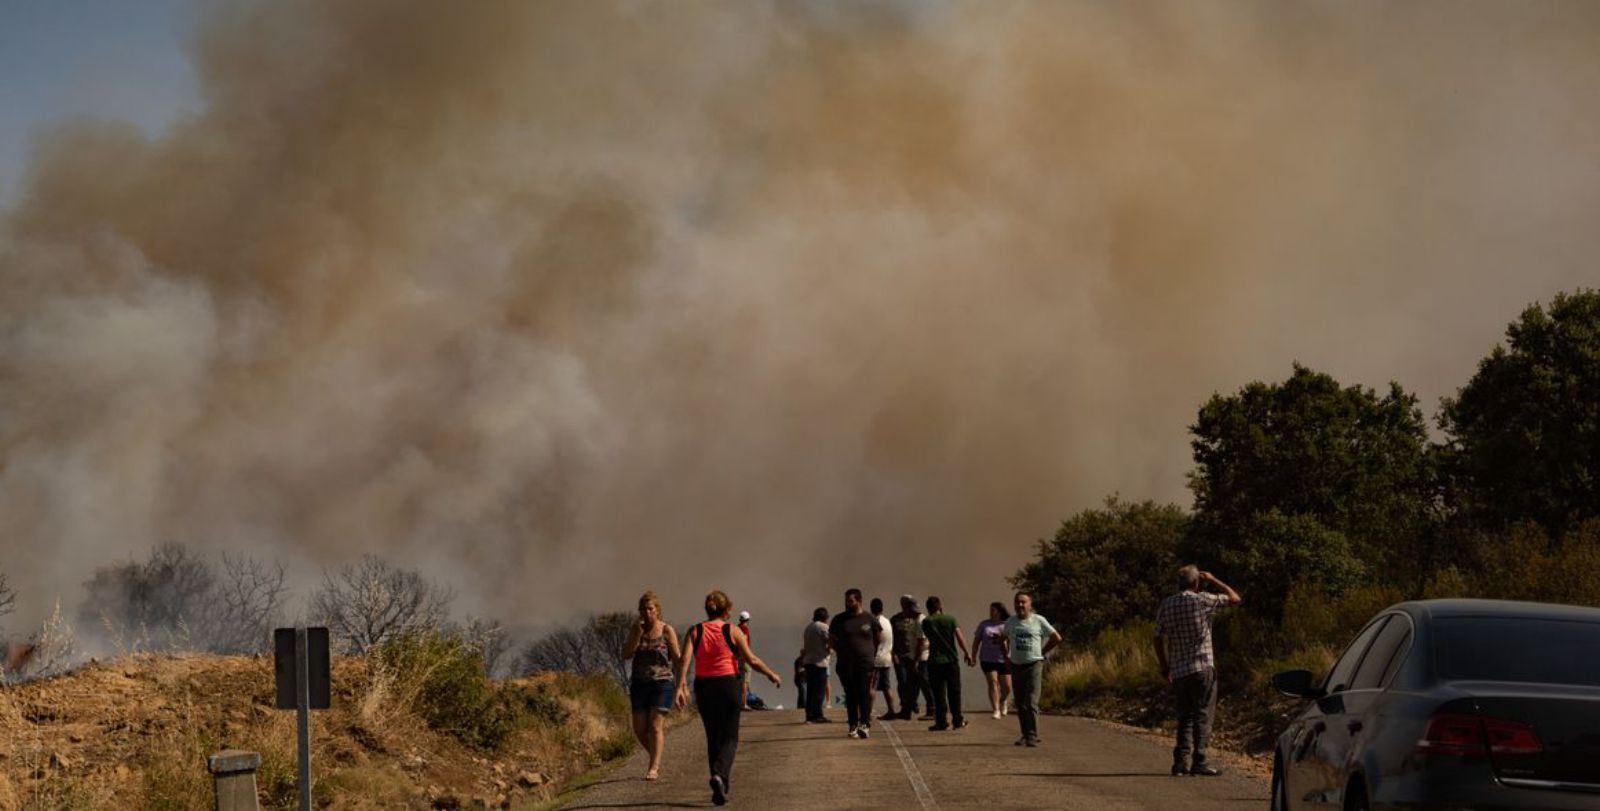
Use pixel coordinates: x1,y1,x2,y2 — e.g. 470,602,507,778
1153,566,1242,777
622,590,682,782
675,590,780,806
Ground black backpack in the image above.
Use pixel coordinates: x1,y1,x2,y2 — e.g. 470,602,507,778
689,621,736,658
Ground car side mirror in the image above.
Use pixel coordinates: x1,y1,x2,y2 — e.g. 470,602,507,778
1271,669,1324,700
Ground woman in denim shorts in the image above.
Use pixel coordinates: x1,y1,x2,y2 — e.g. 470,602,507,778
623,590,681,780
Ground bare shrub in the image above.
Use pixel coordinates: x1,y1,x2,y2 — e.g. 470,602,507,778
460,616,510,677
81,543,215,651
207,554,288,654
0,570,14,627
311,555,454,654
588,612,633,685
520,611,633,685
521,627,589,677
78,544,288,654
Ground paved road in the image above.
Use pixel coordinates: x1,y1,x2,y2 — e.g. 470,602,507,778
560,710,1267,810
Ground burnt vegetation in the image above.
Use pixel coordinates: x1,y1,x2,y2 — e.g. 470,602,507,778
78,544,287,655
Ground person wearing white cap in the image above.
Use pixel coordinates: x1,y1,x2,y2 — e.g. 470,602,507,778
737,610,754,709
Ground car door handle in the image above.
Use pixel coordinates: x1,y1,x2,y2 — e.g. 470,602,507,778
1346,720,1363,733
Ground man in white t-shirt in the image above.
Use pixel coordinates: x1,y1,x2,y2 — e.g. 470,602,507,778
1001,591,1063,747
868,598,898,720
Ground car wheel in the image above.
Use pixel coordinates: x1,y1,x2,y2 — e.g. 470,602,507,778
1270,764,1289,811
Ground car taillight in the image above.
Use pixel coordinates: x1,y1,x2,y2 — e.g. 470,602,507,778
1482,717,1543,756
1416,713,1544,757
1418,714,1486,756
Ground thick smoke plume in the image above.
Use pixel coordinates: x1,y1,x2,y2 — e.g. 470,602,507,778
2,1,1598,629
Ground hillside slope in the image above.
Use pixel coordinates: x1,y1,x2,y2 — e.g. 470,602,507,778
0,653,633,809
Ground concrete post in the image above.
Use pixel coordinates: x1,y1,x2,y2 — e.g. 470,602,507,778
208,750,262,811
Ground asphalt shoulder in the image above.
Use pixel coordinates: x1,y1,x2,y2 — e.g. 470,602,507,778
561,709,1267,810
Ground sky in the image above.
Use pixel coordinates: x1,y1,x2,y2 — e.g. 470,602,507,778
0,0,197,206
1,1,1598,644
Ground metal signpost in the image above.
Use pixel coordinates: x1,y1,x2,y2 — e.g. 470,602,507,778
274,627,330,811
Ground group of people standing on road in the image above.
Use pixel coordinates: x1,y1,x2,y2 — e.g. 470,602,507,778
798,590,1062,747
620,565,1242,806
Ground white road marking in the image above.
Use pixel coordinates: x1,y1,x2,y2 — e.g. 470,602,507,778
880,720,940,811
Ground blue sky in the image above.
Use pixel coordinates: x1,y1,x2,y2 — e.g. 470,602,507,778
0,0,198,206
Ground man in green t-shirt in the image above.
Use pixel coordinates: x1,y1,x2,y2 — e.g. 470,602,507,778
1001,591,1063,747
921,596,971,731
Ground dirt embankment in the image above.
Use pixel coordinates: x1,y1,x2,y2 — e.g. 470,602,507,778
0,654,631,809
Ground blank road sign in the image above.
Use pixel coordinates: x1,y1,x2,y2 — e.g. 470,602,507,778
274,627,331,710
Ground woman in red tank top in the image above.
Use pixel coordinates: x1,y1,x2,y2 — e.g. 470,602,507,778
673,590,781,806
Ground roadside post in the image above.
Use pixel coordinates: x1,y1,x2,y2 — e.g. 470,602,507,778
207,749,262,811
274,626,331,811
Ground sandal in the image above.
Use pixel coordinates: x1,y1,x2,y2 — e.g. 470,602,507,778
645,768,660,781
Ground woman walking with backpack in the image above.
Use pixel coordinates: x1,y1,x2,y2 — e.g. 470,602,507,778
621,590,681,781
674,590,781,806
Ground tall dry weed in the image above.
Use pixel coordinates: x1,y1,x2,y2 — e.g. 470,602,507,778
1042,622,1163,707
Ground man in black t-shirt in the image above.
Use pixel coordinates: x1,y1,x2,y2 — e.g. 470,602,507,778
828,587,883,739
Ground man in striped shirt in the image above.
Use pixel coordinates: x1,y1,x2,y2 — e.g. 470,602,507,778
1153,565,1242,777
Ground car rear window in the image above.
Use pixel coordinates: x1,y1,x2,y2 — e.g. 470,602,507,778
1434,617,1600,686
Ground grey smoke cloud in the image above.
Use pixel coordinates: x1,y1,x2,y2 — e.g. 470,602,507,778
2,1,1598,630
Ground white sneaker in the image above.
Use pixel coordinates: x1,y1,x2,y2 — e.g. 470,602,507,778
847,726,860,739
858,726,870,739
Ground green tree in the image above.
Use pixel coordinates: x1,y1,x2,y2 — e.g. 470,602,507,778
1188,364,1435,589
1010,497,1187,644
1216,510,1365,621
1438,290,1600,538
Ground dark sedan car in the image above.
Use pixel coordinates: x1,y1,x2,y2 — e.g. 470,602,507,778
1270,599,1600,810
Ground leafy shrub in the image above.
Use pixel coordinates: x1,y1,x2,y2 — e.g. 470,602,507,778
1211,510,1367,622
1468,520,1600,605
376,630,522,751
1251,646,1338,689
1010,498,1186,644
1279,581,1405,652
504,682,569,728
596,733,636,762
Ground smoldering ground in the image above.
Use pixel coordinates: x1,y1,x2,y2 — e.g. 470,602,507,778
1,1,1598,632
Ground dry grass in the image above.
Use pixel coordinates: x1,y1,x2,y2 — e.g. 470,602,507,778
1042,623,1163,703
0,653,633,809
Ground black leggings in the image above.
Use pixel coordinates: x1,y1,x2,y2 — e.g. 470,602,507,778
695,675,743,785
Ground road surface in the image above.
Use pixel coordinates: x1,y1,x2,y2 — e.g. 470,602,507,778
560,710,1267,810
